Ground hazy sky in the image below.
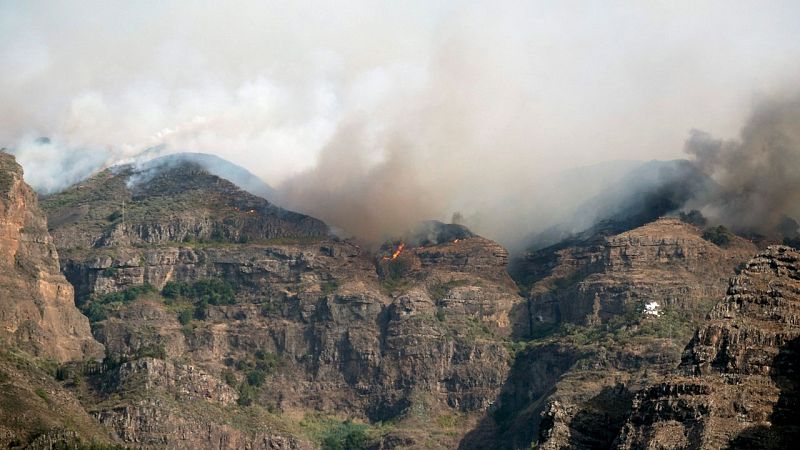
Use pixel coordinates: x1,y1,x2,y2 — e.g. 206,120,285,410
2,0,799,243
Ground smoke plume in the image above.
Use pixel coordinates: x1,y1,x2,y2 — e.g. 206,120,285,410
2,1,800,247
685,93,800,235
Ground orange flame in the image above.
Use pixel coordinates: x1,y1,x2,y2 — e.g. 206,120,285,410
453,239,460,243
383,242,406,261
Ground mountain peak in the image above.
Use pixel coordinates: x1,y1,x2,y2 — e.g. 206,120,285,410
42,154,328,250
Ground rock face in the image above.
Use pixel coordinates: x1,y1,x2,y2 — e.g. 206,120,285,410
466,218,756,449
528,218,756,333
616,246,800,449
0,152,102,362
40,158,527,449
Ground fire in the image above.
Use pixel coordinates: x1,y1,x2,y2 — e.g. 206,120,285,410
453,239,460,243
383,242,406,261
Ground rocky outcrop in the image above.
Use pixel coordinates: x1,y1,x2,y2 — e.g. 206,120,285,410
466,218,756,449
615,246,800,449
0,152,102,362
39,158,527,448
62,235,523,447
528,218,756,332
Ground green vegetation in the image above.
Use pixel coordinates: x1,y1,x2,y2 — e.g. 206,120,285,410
34,388,50,403
321,420,369,450
703,225,734,247
177,309,193,325
162,279,236,306
82,284,156,322
163,279,237,322
135,344,167,360
300,415,381,450
227,351,283,406
221,369,237,387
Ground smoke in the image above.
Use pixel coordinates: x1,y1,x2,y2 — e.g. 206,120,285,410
685,93,800,235
2,1,800,247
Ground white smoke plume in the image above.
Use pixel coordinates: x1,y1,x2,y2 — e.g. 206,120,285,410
2,1,800,247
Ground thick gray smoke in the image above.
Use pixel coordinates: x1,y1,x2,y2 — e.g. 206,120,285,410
685,93,800,235
2,1,800,247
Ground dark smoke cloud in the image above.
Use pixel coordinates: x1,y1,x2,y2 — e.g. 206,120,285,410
685,93,800,235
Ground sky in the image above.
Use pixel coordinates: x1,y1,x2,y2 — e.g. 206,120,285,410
2,0,800,244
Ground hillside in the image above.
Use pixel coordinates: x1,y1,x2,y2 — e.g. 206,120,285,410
464,218,757,449
39,155,528,449
4,149,795,449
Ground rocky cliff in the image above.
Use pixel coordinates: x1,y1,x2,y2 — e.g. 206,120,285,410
39,158,527,449
616,246,800,449
464,218,756,449
0,151,112,448
0,151,102,362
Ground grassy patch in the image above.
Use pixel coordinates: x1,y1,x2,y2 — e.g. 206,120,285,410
34,388,50,404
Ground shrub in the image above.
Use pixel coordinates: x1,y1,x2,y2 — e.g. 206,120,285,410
177,309,193,325
703,225,733,246
222,370,237,387
321,420,370,450
136,344,167,360
237,383,256,406
246,369,267,387
162,279,236,305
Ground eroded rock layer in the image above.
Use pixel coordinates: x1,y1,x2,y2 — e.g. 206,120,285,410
0,152,101,362
616,246,800,449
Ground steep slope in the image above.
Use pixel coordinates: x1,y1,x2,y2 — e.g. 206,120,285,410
465,218,756,449
0,151,117,448
0,151,102,361
43,155,327,250
616,246,800,449
41,155,527,449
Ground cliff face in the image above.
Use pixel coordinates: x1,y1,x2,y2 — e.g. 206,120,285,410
466,218,756,449
0,152,102,362
528,218,756,332
40,160,527,449
616,246,800,449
